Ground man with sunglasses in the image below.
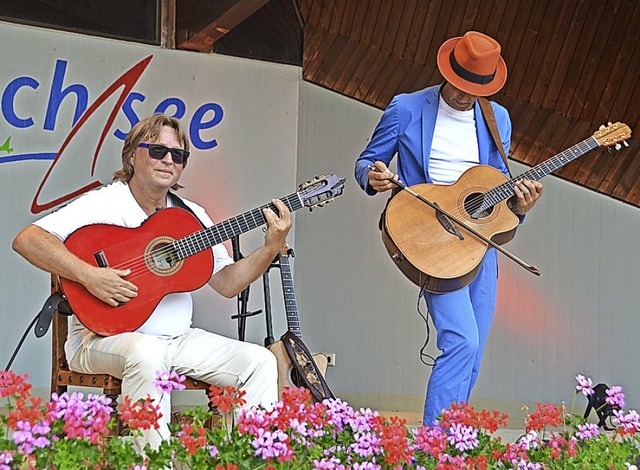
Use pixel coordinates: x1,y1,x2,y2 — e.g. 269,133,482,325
13,113,291,449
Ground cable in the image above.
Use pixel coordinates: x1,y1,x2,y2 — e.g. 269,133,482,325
4,312,40,371
417,283,436,367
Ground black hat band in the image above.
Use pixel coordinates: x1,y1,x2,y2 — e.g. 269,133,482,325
449,50,496,85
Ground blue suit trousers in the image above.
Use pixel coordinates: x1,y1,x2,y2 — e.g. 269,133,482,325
422,250,498,425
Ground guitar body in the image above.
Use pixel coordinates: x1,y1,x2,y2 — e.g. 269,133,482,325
61,208,214,336
383,165,519,293
268,340,328,398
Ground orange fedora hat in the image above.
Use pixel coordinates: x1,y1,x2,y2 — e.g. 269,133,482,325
436,31,507,97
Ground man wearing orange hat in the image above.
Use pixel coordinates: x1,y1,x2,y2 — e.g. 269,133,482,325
354,31,543,425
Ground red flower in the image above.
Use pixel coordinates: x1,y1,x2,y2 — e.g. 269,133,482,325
439,402,508,433
525,403,563,432
208,385,247,414
0,370,32,400
117,395,162,430
7,397,44,428
178,423,208,454
374,415,413,466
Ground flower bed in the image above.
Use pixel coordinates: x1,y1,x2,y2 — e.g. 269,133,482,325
1,370,639,469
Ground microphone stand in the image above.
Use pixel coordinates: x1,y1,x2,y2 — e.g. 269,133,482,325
230,235,262,341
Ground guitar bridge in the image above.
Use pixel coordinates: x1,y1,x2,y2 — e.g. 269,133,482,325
94,251,109,268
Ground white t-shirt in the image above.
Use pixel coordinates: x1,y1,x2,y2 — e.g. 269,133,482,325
34,181,234,360
429,97,480,185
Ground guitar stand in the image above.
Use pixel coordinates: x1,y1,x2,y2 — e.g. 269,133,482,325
230,235,262,342
261,250,291,348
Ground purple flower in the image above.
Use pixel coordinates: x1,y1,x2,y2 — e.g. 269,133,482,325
576,422,600,440
517,430,541,450
154,370,186,395
447,422,479,452
613,409,640,431
575,374,594,396
48,392,112,442
252,428,292,460
352,462,381,469
348,431,382,458
312,457,346,469
12,421,51,455
605,385,625,408
346,408,378,433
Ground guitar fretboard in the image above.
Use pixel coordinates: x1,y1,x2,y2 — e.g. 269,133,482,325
172,193,303,260
474,136,599,215
279,253,303,339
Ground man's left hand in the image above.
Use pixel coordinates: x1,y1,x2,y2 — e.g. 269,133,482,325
509,179,543,215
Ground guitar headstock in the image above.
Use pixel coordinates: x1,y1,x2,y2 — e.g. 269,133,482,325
593,122,632,150
298,174,346,210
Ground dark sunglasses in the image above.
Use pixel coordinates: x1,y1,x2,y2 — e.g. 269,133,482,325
138,143,190,164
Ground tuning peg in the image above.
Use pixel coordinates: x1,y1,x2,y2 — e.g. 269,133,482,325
624,141,630,147
615,143,622,151
599,124,605,130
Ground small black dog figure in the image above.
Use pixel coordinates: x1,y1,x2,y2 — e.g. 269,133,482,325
583,383,619,430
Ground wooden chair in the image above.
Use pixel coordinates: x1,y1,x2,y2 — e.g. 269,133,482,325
50,275,215,431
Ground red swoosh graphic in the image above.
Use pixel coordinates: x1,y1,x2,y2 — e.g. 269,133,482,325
31,55,153,214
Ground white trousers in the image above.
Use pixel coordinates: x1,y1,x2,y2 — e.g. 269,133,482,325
69,327,278,449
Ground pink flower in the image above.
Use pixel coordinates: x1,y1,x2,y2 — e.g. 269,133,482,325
576,422,600,440
575,374,594,396
447,422,479,452
153,370,186,395
605,385,625,408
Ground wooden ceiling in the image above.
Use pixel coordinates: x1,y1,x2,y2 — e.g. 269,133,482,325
177,0,640,207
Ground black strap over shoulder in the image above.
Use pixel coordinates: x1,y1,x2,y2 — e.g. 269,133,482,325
168,191,206,226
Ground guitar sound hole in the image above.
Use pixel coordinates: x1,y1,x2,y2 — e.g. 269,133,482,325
290,368,302,387
151,244,178,269
144,236,183,276
464,191,493,219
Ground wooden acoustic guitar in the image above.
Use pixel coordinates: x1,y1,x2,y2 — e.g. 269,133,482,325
382,122,632,294
60,174,346,336
267,245,334,402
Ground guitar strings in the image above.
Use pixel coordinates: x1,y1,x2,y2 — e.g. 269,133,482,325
89,198,295,284
399,137,597,223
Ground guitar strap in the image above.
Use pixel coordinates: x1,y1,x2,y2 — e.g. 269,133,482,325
478,97,512,177
168,191,206,226
281,331,336,402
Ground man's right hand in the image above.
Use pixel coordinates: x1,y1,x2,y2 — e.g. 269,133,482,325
83,267,137,307
368,161,399,193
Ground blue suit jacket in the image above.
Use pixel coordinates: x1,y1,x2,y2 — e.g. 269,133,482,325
355,84,512,195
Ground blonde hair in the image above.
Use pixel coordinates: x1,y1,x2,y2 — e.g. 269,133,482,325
113,114,190,189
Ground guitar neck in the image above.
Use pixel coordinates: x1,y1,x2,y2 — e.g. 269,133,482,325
278,253,303,339
481,135,599,210
173,192,303,260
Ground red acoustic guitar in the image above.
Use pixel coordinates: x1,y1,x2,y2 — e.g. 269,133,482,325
60,174,346,336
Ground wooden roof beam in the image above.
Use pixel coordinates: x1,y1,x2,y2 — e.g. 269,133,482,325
176,0,270,53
